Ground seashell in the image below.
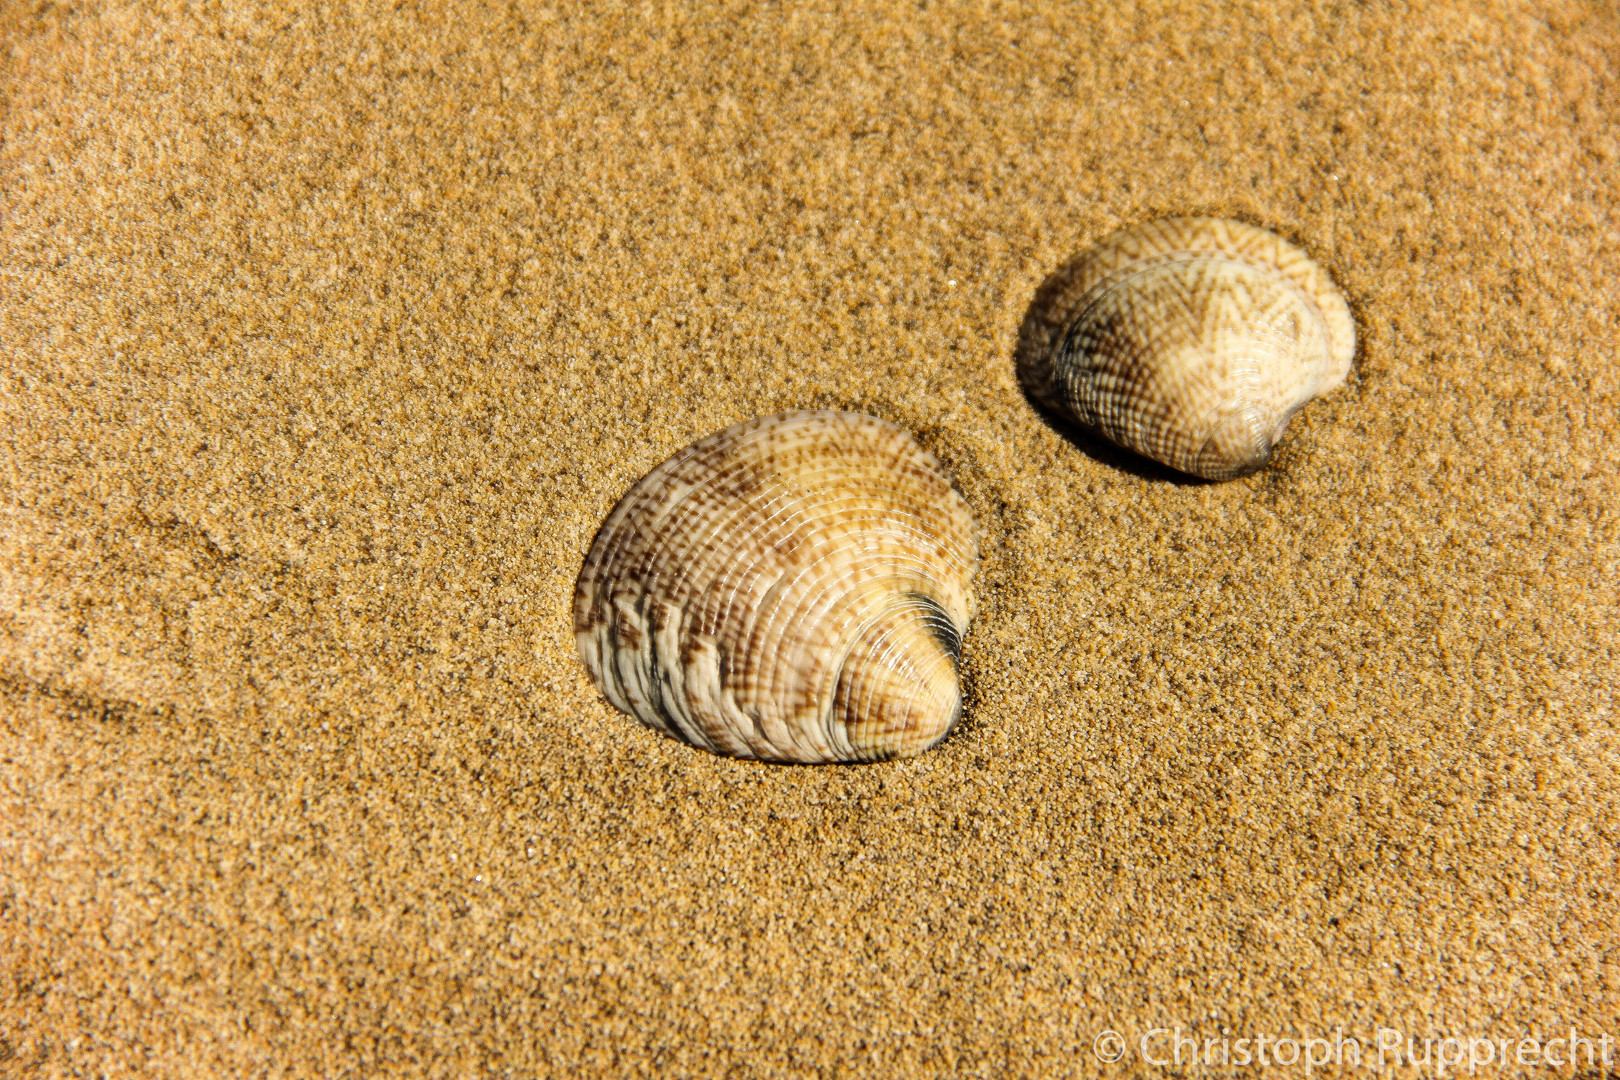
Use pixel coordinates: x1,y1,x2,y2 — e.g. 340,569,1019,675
1016,217,1356,480
573,410,977,764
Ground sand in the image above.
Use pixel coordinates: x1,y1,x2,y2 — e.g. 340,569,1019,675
2,1,1617,1076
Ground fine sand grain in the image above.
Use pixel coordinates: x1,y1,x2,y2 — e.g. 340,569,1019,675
2,2,1618,1076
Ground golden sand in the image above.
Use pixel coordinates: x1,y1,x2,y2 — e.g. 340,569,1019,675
2,2,1617,1075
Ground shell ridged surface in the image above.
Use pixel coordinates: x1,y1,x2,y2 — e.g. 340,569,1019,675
573,411,978,764
1018,217,1356,480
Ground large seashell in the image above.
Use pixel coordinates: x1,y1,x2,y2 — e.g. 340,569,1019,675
573,411,977,764
1017,217,1356,480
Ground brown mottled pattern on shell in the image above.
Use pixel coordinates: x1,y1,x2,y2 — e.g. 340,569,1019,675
1017,218,1355,480
573,411,977,764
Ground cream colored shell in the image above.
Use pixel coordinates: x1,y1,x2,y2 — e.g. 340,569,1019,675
1017,217,1356,480
573,411,977,764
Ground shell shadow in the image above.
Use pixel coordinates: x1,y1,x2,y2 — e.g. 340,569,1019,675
1012,257,1210,488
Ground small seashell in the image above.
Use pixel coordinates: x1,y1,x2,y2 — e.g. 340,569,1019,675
573,411,977,764
1017,217,1356,480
